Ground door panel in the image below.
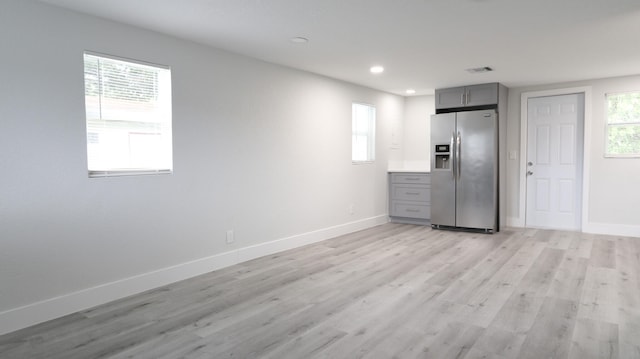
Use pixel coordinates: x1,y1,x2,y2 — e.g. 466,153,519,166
535,179,550,211
526,94,583,230
559,179,574,212
536,126,551,164
560,124,575,164
456,110,497,230
430,113,456,227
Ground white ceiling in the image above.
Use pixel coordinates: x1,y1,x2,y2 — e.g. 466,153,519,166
39,0,640,96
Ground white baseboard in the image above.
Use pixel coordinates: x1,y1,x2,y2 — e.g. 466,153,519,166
583,222,640,238
504,215,639,238
507,217,640,237
237,215,388,262
0,215,388,336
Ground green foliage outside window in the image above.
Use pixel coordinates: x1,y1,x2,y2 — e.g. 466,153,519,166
606,92,640,156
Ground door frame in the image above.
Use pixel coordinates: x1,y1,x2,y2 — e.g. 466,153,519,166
518,87,592,230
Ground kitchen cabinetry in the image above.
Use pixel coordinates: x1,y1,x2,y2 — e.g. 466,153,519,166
389,172,431,225
435,83,498,109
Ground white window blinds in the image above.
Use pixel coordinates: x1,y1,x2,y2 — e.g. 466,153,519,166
84,52,173,177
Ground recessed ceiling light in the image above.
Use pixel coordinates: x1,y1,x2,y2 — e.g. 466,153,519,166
290,37,308,44
465,66,493,74
370,66,384,74
406,89,416,95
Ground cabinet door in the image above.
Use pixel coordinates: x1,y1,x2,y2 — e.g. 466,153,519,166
435,87,465,109
465,83,498,107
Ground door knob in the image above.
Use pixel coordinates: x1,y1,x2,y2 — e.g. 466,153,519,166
527,162,533,167
527,171,534,176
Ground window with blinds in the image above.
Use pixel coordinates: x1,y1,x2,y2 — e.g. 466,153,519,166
84,52,172,177
606,91,640,157
352,103,376,163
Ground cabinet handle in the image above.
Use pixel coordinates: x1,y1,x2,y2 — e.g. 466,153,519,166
405,192,420,195
405,177,420,181
406,209,420,213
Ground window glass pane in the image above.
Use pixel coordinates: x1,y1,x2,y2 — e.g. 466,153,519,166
352,103,375,162
84,53,172,176
606,92,640,156
607,92,640,124
607,124,640,155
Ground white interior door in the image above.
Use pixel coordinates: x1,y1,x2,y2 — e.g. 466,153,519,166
526,94,584,230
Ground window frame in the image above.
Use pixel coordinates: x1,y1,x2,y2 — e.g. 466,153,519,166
604,91,640,158
351,102,376,164
83,51,173,178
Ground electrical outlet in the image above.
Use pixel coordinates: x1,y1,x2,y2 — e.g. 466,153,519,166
226,230,234,244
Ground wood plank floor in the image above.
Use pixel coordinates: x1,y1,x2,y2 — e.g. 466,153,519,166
1,223,639,358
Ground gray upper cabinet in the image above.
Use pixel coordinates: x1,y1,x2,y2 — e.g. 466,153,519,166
465,83,499,107
435,83,498,109
435,87,466,109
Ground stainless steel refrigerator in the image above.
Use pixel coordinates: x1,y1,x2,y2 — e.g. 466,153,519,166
430,109,498,232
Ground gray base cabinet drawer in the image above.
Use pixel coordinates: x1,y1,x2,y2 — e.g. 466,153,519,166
390,184,431,202
388,172,431,225
390,202,430,220
390,173,431,185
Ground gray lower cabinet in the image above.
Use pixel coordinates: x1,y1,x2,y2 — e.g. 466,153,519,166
388,172,431,225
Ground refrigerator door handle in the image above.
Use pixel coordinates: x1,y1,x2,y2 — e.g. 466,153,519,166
456,131,461,181
451,132,456,181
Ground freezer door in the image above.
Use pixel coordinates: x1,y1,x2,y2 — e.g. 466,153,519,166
430,113,456,227
456,110,497,230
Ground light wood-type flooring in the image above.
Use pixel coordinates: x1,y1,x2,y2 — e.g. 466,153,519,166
1,223,639,358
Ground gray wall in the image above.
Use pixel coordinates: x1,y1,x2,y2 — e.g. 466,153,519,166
402,95,435,170
0,0,403,330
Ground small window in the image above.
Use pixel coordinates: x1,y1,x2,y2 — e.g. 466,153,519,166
606,92,640,157
84,52,172,177
352,103,376,163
